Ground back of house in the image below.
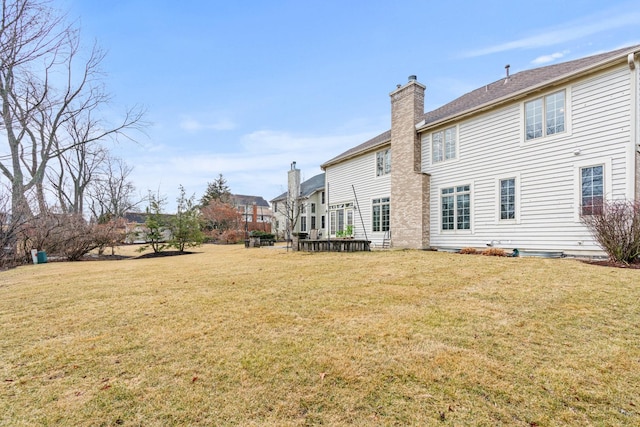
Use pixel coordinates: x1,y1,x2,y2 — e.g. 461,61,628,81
322,45,640,256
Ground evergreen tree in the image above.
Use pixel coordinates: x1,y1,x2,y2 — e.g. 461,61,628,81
171,185,203,252
142,191,169,253
200,174,231,206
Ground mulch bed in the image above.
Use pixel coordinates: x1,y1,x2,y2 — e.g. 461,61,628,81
134,251,196,259
583,259,640,269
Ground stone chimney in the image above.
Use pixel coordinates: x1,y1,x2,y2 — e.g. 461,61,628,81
390,76,430,249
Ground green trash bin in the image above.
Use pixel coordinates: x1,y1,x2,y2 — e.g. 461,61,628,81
36,251,47,264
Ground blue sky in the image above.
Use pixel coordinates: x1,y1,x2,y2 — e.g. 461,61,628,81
55,0,640,212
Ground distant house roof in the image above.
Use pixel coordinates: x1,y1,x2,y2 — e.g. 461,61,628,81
230,194,270,208
123,212,147,223
321,44,640,169
271,173,325,202
123,212,175,224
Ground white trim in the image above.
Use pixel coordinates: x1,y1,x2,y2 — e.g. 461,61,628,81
437,181,474,235
628,54,638,200
430,125,459,166
573,158,613,222
495,173,521,225
375,148,392,178
520,86,573,146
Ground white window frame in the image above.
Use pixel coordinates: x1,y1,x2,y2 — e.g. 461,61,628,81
372,197,390,233
573,158,612,222
431,126,457,164
495,174,520,224
522,88,571,143
439,183,473,233
376,148,391,177
328,202,354,236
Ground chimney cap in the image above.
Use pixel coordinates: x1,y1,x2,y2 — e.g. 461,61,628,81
408,75,417,81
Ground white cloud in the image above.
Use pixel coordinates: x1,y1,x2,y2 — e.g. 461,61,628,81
179,116,236,132
531,50,570,65
462,10,640,57
124,128,384,212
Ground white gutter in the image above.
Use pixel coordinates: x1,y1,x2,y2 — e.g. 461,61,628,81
416,47,640,132
628,52,639,200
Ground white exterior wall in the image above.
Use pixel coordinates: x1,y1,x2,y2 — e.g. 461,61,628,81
325,146,391,247
299,190,327,237
422,65,634,255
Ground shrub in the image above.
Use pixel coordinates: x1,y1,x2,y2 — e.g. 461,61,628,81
220,229,243,244
581,199,640,264
459,247,478,255
481,248,507,257
250,230,275,240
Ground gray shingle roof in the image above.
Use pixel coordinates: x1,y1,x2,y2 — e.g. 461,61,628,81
230,194,270,207
271,173,325,202
321,44,640,169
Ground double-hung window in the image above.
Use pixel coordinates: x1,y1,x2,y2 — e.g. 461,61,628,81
432,127,456,163
525,90,565,140
441,185,471,231
372,197,390,232
500,178,516,220
376,149,391,176
580,165,603,215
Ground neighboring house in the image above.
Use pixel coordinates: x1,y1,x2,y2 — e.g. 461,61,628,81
321,44,640,255
229,194,273,234
271,163,326,240
123,212,173,244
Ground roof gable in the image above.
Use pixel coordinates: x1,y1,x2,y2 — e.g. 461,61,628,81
419,44,640,129
322,44,640,168
271,173,326,202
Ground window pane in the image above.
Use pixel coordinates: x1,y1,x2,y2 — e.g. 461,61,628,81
441,195,454,230
581,166,604,215
385,149,391,174
376,151,384,176
382,202,390,232
546,91,565,135
444,128,456,160
432,132,443,163
500,178,516,220
373,205,380,232
330,211,336,234
457,194,470,230
525,98,543,140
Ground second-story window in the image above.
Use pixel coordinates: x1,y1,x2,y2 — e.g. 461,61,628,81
432,127,456,163
376,148,391,176
525,90,565,140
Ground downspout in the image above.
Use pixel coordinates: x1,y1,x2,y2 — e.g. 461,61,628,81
628,52,639,200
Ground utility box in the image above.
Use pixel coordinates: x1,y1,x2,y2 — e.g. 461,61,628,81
36,251,47,264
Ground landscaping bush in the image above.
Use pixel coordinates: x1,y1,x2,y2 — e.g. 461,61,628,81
581,199,640,264
459,247,478,255
481,248,507,257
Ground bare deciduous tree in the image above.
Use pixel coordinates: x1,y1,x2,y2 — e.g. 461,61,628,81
0,0,144,218
87,155,139,221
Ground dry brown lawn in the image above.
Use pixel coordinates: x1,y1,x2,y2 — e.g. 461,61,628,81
1,244,639,426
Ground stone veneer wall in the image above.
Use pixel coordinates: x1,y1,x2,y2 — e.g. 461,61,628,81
389,78,430,249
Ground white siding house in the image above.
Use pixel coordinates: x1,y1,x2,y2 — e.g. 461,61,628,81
324,141,391,247
322,45,640,256
271,168,326,240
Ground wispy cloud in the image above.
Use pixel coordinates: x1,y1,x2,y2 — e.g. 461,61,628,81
124,128,383,208
462,10,640,58
531,50,570,65
179,116,236,132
